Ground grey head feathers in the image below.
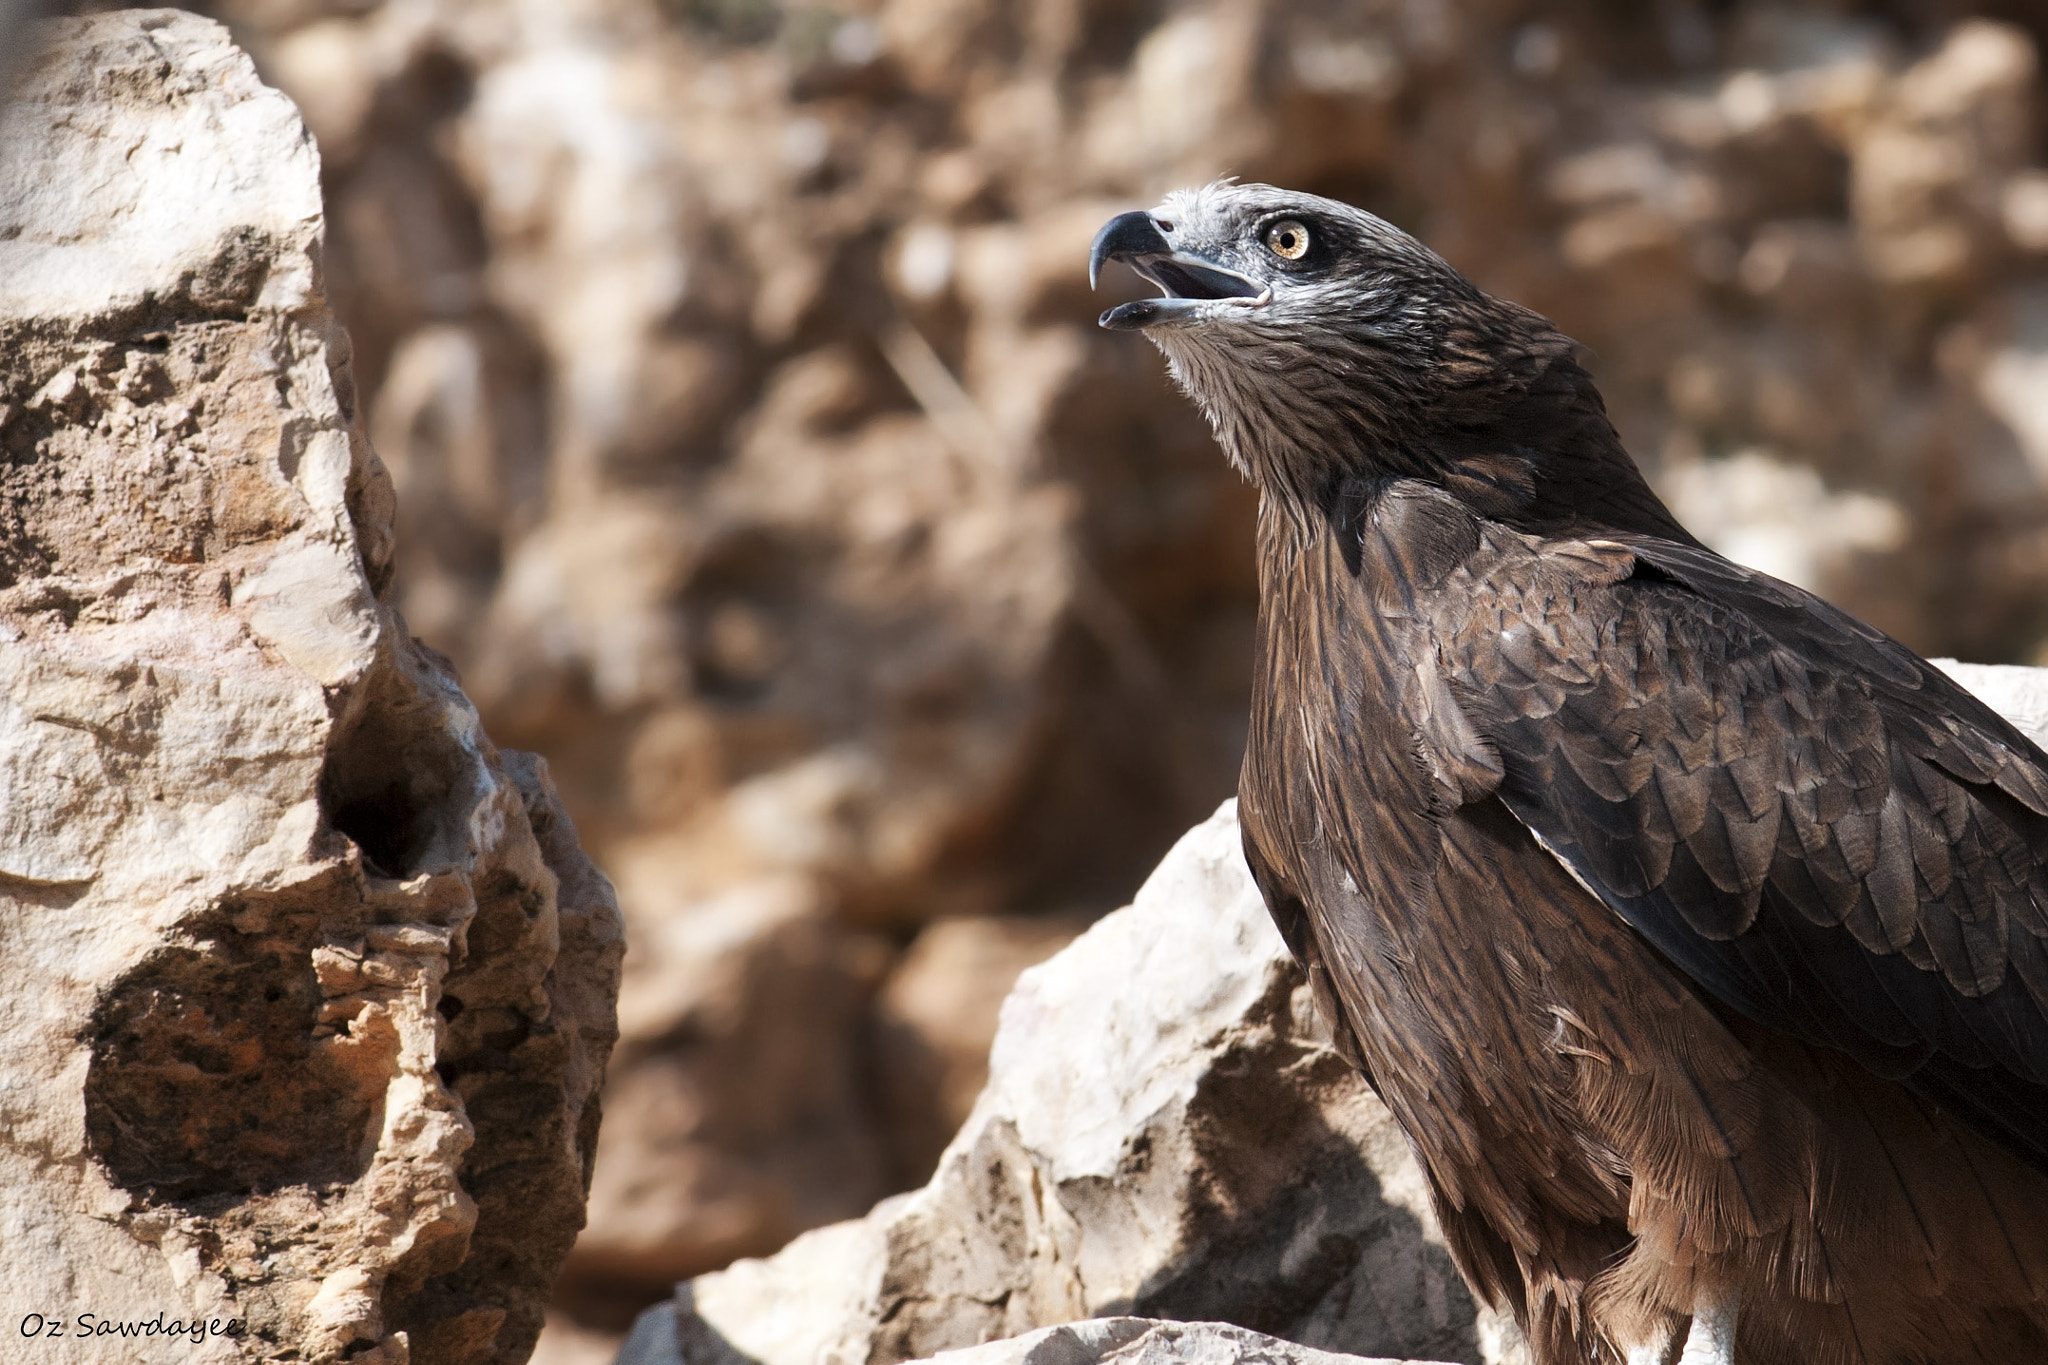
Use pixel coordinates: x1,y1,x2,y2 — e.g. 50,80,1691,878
1090,181,1691,543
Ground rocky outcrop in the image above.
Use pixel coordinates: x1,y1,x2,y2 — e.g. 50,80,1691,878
614,660,2048,1365
916,1319,1450,1365
628,1317,1454,1365
0,12,621,1363
618,803,1522,1365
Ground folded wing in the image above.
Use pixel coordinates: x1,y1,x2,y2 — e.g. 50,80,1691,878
1439,534,2048,1173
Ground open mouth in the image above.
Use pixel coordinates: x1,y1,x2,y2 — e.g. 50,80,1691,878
1131,256,1265,301
1089,211,1271,331
1100,254,1270,331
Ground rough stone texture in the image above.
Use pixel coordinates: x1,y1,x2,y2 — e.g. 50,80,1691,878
162,0,2048,1346
624,804,1523,1365
907,1319,1446,1365
624,1317,1450,1365
0,12,622,1363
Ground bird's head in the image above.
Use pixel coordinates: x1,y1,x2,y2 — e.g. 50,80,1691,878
1089,180,1462,345
1089,181,1685,539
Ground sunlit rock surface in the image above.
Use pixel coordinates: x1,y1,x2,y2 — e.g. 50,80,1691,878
619,804,1522,1365
0,13,622,1362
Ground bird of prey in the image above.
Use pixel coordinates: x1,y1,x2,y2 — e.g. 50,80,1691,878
1090,183,2048,1365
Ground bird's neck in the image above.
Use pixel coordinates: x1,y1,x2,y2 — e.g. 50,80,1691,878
1185,338,1696,548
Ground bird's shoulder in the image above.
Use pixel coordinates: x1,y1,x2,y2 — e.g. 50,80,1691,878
1330,474,1637,609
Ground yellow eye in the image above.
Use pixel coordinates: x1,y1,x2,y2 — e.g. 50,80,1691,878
1264,219,1310,260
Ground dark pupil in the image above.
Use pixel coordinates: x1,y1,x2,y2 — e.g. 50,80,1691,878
1279,230,1297,250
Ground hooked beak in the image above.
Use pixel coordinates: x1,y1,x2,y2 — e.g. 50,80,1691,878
1088,210,1270,331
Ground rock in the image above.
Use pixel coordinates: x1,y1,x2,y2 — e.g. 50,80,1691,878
873,914,1087,1186
0,12,621,1364
620,1316,1451,1365
623,803,1522,1365
1934,660,2048,746
906,1318,1449,1365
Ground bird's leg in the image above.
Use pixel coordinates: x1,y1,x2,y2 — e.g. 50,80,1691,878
1675,1289,1738,1365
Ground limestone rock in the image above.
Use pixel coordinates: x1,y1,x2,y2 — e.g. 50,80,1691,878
0,12,622,1363
1933,660,2048,746
623,803,1519,1365
872,914,1086,1186
624,1316,1450,1365
912,1319,1448,1365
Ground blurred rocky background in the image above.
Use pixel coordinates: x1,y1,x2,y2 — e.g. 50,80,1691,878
42,0,2048,1356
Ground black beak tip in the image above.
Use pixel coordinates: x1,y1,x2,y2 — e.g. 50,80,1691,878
1090,209,1169,293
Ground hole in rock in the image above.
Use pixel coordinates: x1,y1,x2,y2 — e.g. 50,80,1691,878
84,945,376,1202
320,654,486,878
329,773,433,876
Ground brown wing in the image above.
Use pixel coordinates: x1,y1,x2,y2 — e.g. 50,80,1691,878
1434,532,2048,1173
